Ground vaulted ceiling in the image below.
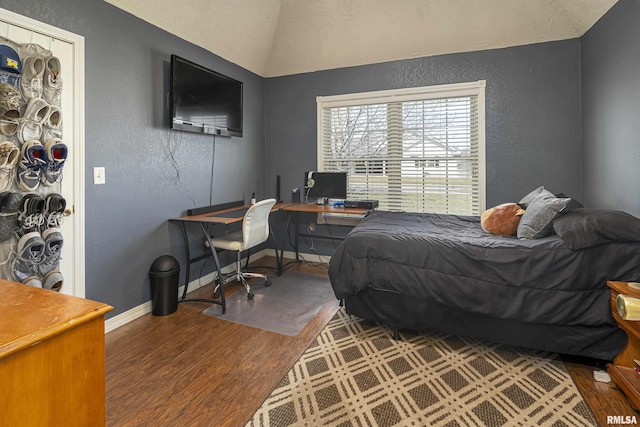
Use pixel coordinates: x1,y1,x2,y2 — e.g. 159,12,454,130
105,0,617,77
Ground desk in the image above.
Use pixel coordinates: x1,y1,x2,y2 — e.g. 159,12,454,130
170,201,286,313
170,202,370,313
279,203,369,270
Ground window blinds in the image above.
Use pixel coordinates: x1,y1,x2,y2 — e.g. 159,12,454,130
317,81,485,215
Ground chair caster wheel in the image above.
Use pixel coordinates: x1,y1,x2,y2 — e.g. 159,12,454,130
247,292,254,299
265,279,272,287
213,288,221,299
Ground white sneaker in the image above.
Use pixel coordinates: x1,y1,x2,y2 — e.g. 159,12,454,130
17,97,49,144
0,141,18,191
43,56,62,105
0,106,19,136
23,97,50,123
42,104,62,141
19,56,45,100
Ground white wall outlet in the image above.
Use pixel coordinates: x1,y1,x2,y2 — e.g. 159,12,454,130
93,167,106,185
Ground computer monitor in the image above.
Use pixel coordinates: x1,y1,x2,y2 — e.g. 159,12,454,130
304,172,347,200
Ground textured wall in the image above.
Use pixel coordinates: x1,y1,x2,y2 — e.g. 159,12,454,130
2,0,266,317
582,0,640,216
266,40,583,213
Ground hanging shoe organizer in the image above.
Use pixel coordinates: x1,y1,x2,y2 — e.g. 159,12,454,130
0,36,67,292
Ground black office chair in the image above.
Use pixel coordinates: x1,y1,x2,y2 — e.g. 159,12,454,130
211,198,277,299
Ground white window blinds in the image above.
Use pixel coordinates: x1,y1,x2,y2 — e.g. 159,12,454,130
317,81,486,215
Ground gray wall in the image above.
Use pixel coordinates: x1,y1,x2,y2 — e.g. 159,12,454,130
265,40,584,210
582,0,640,216
3,0,266,317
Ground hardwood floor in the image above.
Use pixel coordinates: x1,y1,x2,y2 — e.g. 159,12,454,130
106,258,338,427
563,356,639,426
106,257,639,426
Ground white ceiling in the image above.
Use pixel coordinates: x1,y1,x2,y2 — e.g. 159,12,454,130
105,0,617,77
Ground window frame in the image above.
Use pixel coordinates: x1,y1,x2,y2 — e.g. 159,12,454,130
316,80,486,214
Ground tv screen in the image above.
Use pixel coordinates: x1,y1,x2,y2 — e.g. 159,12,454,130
170,55,243,137
304,172,348,200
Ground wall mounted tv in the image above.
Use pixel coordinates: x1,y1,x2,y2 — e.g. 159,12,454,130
170,54,243,137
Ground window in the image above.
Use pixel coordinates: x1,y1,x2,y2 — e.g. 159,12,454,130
317,81,485,215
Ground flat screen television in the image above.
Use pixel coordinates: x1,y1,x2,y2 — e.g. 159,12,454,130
170,54,243,137
304,172,348,200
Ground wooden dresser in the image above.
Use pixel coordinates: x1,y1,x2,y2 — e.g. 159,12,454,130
0,279,112,426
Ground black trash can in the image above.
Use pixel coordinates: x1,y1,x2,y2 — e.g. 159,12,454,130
149,255,180,316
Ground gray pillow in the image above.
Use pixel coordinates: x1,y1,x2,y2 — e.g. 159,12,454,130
518,186,545,209
517,190,571,239
553,208,640,249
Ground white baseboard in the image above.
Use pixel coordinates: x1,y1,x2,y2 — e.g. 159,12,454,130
105,301,152,333
105,249,327,333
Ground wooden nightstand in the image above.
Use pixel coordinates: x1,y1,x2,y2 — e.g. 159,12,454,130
607,280,640,409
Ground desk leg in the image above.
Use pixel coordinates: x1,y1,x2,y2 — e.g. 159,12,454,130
277,211,299,275
275,210,303,275
179,222,191,301
200,223,226,314
270,226,283,276
292,212,300,261
173,221,227,314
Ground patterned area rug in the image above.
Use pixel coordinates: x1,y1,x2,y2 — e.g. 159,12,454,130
247,308,596,427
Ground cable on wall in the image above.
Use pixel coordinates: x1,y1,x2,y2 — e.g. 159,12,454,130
165,128,196,207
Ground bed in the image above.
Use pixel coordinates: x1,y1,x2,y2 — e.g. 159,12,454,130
328,192,640,361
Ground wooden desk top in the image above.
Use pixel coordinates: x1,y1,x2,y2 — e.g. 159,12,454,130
0,280,112,360
171,202,370,224
281,202,370,215
171,202,288,224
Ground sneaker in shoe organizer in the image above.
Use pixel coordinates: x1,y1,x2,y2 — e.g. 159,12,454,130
16,44,63,104
42,104,62,141
17,140,47,191
11,193,66,291
42,138,67,186
42,193,66,230
39,227,63,292
43,55,62,105
19,56,45,101
0,141,18,191
0,191,22,242
0,106,19,137
17,98,50,144
16,193,44,238
0,81,21,137
0,83,21,112
12,230,45,288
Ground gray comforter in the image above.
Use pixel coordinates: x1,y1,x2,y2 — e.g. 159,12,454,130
329,210,640,330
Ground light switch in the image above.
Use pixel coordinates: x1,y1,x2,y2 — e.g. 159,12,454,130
93,167,106,185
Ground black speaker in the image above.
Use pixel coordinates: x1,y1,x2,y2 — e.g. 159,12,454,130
276,175,281,202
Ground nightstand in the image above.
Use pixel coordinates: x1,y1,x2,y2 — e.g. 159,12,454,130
607,280,640,409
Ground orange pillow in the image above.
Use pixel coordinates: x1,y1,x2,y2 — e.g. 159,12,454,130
481,203,525,236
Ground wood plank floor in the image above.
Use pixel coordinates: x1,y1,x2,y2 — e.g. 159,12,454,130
106,257,639,426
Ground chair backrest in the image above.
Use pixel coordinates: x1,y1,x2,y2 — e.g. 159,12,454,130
242,198,277,249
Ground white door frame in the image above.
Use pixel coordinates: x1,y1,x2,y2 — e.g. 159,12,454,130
0,7,85,298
